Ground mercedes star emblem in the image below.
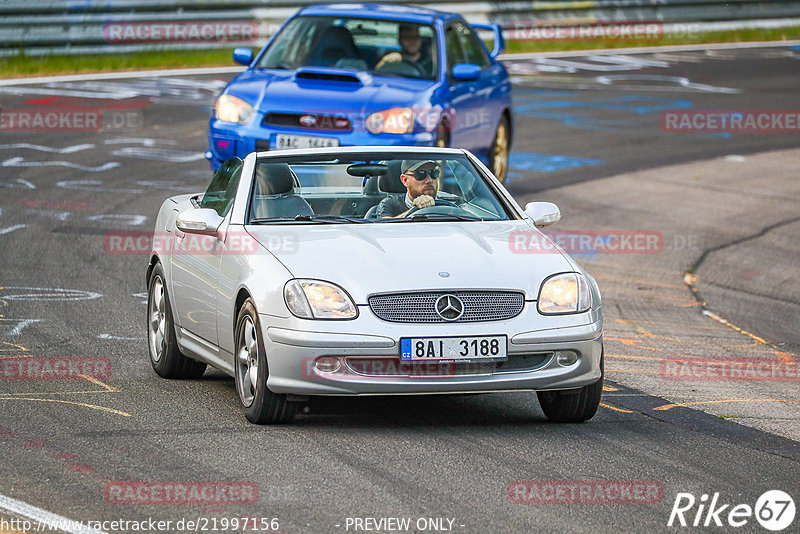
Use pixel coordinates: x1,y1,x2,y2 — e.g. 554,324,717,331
435,294,464,321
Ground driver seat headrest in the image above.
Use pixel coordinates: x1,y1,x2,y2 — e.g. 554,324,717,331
255,163,295,195
378,160,407,193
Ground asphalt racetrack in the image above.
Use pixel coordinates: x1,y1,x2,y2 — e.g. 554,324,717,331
0,43,799,533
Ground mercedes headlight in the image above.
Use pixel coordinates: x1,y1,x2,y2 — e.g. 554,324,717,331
215,94,255,124
365,107,414,134
284,280,357,319
537,273,591,314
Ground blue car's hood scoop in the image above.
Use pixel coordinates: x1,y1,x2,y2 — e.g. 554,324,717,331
294,67,368,86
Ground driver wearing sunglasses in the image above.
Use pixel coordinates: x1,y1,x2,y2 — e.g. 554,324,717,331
375,159,442,218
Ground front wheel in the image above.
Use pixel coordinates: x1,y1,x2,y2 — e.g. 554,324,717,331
489,116,510,182
537,352,603,423
234,299,297,424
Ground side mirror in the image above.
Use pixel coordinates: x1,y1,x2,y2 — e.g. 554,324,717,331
452,63,481,81
524,202,561,228
176,208,224,235
233,47,254,66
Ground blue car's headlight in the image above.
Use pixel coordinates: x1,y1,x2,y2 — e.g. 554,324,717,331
284,280,357,320
537,273,591,315
365,107,414,134
215,94,255,124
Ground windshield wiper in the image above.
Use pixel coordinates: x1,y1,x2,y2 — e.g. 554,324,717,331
294,214,369,224
250,215,368,224
382,214,483,223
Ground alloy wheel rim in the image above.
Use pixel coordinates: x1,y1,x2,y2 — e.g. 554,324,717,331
236,316,259,407
148,276,166,363
493,122,509,179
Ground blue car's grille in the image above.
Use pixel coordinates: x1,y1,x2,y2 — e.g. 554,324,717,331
368,291,525,323
263,113,351,131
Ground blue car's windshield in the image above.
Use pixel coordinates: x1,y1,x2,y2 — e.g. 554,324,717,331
256,16,438,81
248,152,515,224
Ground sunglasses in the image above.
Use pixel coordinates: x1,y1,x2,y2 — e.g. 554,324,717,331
406,167,440,180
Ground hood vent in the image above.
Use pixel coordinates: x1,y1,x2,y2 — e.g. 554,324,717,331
295,68,363,85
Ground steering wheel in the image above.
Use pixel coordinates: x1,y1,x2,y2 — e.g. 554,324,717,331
403,199,463,217
400,59,426,77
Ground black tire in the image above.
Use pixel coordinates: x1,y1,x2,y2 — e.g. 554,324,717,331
234,299,297,424
537,351,603,423
434,121,450,148
488,115,510,182
147,263,207,379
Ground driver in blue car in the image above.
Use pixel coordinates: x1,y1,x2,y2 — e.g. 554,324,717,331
375,24,432,75
376,159,441,218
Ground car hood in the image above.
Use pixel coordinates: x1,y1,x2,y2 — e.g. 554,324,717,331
228,68,436,117
246,221,573,303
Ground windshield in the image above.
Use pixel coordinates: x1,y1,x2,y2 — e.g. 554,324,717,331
247,152,514,224
256,16,439,80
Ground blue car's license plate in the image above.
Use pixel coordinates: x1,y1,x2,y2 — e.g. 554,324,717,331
275,134,339,150
400,336,507,362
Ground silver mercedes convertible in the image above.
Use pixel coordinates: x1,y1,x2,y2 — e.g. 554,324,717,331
146,147,603,424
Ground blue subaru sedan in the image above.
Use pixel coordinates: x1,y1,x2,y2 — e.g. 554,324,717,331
206,3,513,180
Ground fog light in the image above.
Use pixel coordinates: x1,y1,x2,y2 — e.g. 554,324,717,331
315,356,341,373
556,351,578,367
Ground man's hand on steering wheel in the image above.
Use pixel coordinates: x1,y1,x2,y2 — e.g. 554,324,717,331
412,194,435,209
403,198,460,217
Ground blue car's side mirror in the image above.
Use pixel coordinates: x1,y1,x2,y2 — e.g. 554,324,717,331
233,48,254,66
452,63,481,81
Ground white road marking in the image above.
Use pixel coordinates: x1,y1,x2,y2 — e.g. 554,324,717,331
0,39,793,88
594,73,740,93
134,180,201,192
25,209,71,221
725,155,747,162
0,318,43,336
2,157,119,173
499,39,800,60
0,179,36,189
86,214,147,226
0,143,95,153
97,333,144,341
0,67,243,86
0,492,108,534
55,179,142,194
103,138,177,147
110,147,206,162
0,287,102,301
0,224,27,235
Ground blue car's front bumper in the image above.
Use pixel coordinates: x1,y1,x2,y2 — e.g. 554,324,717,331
207,119,436,170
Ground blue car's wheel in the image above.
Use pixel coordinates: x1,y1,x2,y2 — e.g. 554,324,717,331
489,116,510,182
435,122,450,148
